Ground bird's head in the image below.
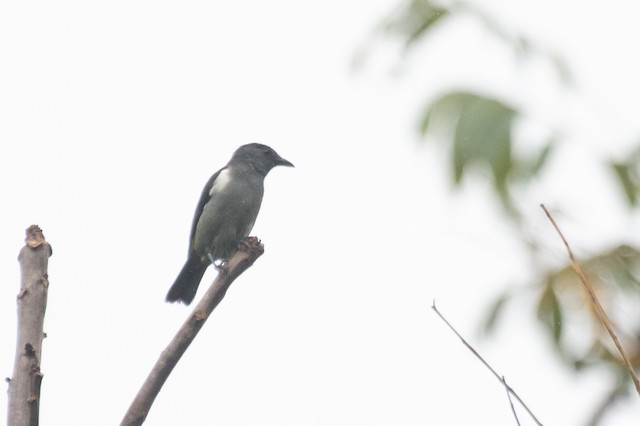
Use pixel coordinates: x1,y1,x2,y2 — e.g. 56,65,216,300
232,143,294,175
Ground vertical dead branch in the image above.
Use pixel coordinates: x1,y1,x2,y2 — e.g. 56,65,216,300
120,237,264,426
7,225,53,426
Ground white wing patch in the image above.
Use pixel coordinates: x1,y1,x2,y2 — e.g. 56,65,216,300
209,168,232,196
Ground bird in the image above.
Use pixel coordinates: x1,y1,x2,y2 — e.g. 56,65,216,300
166,143,293,305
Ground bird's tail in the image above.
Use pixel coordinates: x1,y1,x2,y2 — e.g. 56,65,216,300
166,255,208,305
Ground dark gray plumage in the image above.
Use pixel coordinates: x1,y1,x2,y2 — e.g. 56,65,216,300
166,143,293,304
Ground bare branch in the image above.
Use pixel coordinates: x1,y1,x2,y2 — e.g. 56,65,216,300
120,236,264,426
540,204,640,396
431,301,543,425
502,376,521,426
7,225,53,426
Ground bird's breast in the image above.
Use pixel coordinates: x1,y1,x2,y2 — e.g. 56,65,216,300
193,171,264,261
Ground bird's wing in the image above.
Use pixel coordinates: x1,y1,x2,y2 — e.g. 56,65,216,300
188,167,225,249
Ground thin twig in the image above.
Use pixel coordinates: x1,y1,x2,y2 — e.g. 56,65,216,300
431,301,543,426
540,204,640,396
502,376,521,426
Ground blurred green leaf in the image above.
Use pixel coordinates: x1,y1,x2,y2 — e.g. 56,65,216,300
572,340,608,372
536,282,563,345
420,91,516,197
481,290,512,335
610,161,640,206
513,35,531,59
548,53,573,86
530,140,555,176
572,357,588,371
419,91,473,135
588,245,640,291
385,0,450,47
512,140,556,182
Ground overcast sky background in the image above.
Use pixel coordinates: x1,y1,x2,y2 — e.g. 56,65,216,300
1,1,639,425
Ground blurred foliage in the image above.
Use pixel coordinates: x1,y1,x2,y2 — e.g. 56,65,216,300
383,0,573,83
610,146,640,207
375,0,640,424
421,92,515,197
485,245,640,367
419,91,554,207
537,282,563,344
383,0,449,48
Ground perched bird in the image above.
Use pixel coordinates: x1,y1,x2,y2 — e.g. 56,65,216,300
166,143,293,305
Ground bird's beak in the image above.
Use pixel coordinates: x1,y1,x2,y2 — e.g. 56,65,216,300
276,156,294,168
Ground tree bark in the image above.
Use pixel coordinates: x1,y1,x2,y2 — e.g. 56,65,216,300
120,236,264,426
7,225,52,426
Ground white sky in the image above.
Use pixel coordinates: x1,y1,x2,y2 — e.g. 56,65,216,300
1,1,639,425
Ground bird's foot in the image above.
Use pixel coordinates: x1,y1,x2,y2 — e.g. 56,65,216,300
214,259,228,275
206,253,228,274
237,237,265,255
237,238,254,251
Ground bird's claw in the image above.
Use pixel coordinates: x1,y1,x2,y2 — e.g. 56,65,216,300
237,238,252,251
206,252,227,274
214,260,228,275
